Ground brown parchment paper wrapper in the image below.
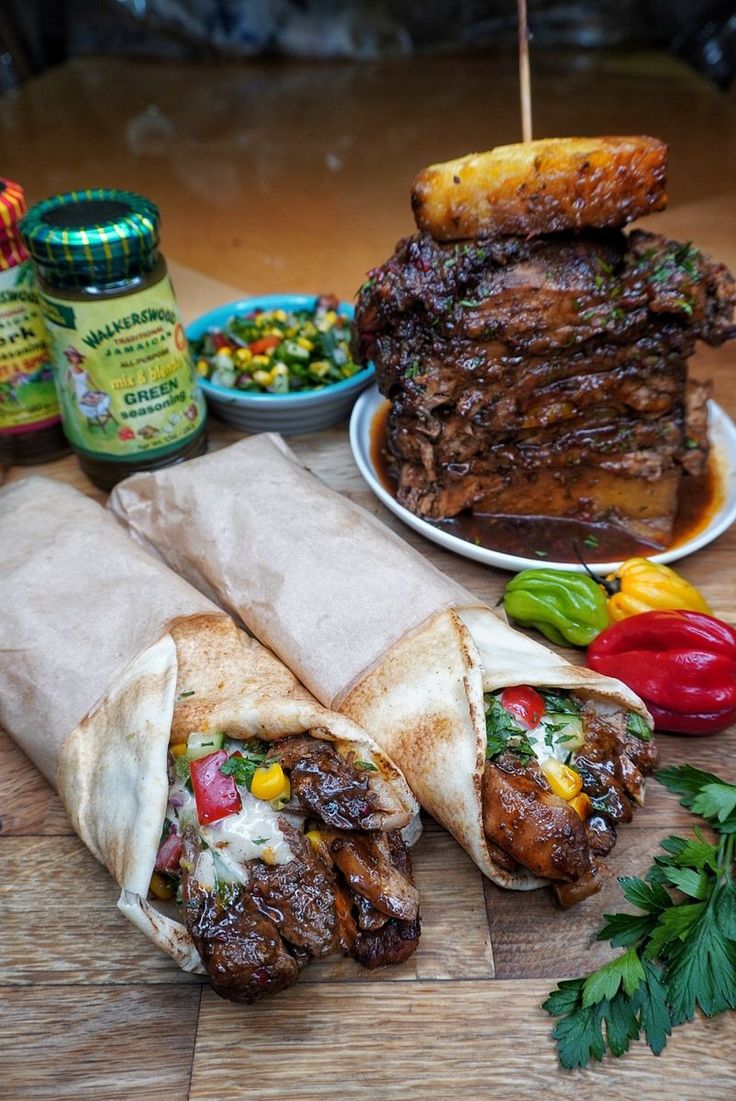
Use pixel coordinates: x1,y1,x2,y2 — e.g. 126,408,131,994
110,435,651,890
0,476,418,972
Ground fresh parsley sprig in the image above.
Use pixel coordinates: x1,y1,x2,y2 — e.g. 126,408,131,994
484,694,535,764
543,763,736,1068
219,741,270,789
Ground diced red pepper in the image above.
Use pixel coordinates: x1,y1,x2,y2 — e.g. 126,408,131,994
500,684,545,729
249,335,282,355
190,750,242,824
210,332,232,351
587,610,736,735
155,831,183,873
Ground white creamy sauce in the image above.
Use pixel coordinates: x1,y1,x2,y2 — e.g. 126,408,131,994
200,789,294,872
523,713,584,765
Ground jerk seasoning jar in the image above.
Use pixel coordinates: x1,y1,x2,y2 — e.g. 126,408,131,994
20,189,207,489
0,178,68,465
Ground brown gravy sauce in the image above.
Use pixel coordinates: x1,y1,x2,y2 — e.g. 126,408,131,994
370,401,723,564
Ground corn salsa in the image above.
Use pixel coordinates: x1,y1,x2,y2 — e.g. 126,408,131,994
191,294,361,394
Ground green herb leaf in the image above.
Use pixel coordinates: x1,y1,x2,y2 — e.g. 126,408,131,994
177,690,196,699
644,901,707,960
655,765,723,807
219,741,268,789
626,711,652,740
355,760,379,772
660,866,712,900
174,754,191,783
690,782,736,825
484,694,535,764
634,962,671,1055
597,911,658,948
582,948,646,1007
618,876,672,914
538,689,581,715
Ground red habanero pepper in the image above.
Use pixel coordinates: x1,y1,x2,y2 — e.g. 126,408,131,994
587,610,736,735
189,750,242,824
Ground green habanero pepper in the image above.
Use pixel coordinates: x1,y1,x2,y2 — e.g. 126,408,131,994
502,568,610,648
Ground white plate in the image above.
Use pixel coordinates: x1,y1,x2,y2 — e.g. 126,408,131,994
349,385,736,574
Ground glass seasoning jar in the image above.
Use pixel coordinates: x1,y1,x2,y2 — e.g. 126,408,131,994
0,178,69,465
20,188,207,490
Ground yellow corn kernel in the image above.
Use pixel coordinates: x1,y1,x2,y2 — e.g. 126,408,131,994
540,758,583,801
149,872,174,901
170,742,188,758
196,358,210,377
215,346,233,357
251,762,291,803
261,845,277,865
316,311,337,332
297,336,314,351
273,309,287,322
305,829,323,849
235,347,253,364
569,793,592,820
251,354,271,367
253,368,275,387
311,360,331,378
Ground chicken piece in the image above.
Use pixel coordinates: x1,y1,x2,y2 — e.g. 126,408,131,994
411,136,667,241
180,827,299,1003
327,830,420,923
481,754,594,884
347,830,421,968
249,821,356,957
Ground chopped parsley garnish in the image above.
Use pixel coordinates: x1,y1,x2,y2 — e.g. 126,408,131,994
174,754,191,783
485,694,535,764
534,549,548,558
252,837,269,845
177,690,196,699
355,760,379,772
544,764,736,1068
219,741,269,789
626,711,652,741
582,534,599,549
405,362,422,379
538,689,581,716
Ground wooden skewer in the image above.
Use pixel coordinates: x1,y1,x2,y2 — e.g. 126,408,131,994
518,0,533,143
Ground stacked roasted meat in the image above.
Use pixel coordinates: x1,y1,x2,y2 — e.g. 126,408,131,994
355,139,736,544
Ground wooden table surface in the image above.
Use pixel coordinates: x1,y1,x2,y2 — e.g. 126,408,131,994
1,49,736,1100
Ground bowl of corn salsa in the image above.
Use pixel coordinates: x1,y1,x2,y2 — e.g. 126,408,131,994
187,294,374,434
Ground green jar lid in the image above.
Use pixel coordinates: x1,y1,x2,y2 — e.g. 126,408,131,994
20,188,161,286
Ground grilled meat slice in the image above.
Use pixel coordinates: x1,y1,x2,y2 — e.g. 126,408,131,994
180,827,299,1003
328,830,420,923
351,915,421,969
249,821,356,958
347,830,421,968
267,734,402,830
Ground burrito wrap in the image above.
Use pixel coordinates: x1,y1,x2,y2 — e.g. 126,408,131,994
110,436,651,890
0,477,417,969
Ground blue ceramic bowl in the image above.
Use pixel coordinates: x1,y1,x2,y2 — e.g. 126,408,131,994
186,294,374,435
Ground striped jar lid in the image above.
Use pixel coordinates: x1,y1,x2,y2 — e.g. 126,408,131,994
20,188,161,287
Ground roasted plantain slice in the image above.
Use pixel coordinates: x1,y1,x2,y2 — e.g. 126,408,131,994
411,136,667,241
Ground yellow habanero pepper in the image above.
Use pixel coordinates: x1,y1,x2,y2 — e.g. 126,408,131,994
604,557,711,622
